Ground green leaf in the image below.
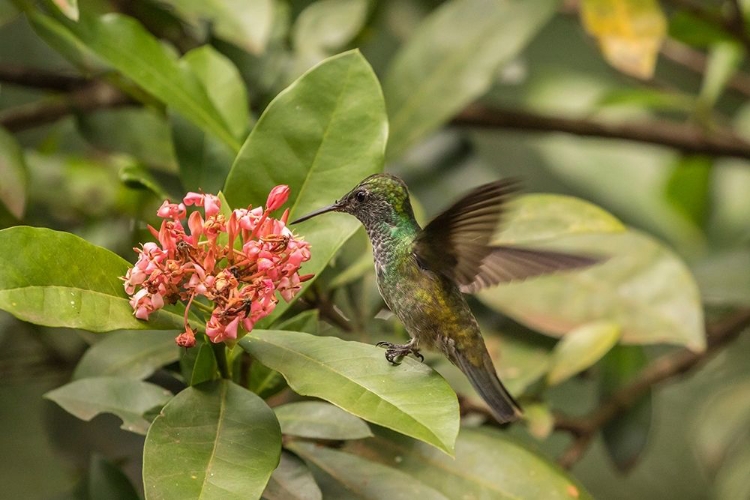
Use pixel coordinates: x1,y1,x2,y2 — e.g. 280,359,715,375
224,50,387,322
143,380,281,500
0,127,27,219
669,10,734,48
172,45,247,193
694,380,750,472
287,0,369,78
694,249,750,306
248,359,287,399
714,443,750,500
492,194,626,245
383,0,556,158
26,9,106,74
118,162,170,200
77,108,177,171
344,427,593,499
275,401,372,440
596,88,696,113
289,442,449,500
87,454,140,500
0,226,184,331
181,45,249,139
240,330,459,454
263,451,321,500
547,321,621,386
158,0,274,54
44,376,172,435
697,41,744,113
664,155,712,229
523,402,555,440
599,346,652,471
189,341,219,386
50,0,78,21
56,12,240,150
292,0,368,54
276,309,319,334
73,330,180,380
479,230,706,352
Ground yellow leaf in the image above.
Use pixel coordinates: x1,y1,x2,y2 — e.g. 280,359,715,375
581,0,667,79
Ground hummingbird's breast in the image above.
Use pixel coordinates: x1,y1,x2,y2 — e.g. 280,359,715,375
373,235,483,362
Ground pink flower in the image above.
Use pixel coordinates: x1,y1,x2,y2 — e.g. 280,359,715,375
123,187,313,347
266,185,290,211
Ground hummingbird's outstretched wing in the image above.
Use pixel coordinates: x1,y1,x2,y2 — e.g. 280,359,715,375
413,179,601,293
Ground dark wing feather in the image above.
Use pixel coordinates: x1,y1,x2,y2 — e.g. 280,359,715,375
414,179,520,283
414,179,603,293
459,246,603,293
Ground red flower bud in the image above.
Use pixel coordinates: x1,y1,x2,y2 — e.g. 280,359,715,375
266,185,290,211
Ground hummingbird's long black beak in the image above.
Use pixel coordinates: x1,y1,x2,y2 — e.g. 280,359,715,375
290,202,340,224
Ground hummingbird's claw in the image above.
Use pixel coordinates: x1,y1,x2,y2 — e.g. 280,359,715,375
376,341,423,364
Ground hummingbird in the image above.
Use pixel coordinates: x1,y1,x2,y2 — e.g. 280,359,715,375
292,174,599,423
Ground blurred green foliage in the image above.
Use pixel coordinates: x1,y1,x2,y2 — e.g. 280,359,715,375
1,0,750,499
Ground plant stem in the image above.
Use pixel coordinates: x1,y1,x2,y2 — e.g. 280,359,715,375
211,342,231,379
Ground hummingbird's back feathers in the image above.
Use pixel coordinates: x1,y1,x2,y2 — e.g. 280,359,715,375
413,179,602,293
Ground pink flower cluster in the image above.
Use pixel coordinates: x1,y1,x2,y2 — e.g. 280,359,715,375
123,186,312,347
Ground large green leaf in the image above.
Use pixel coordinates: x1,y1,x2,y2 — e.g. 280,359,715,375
0,127,27,219
239,330,459,454
289,442,449,500
0,227,184,331
383,0,556,158
694,380,750,472
493,193,626,244
173,45,248,193
547,321,621,386
73,330,180,380
44,377,172,435
86,454,140,500
158,0,274,55
275,401,372,440
51,11,240,150
345,427,593,499
143,380,281,500
263,451,321,500
599,346,652,471
77,108,177,172
479,230,706,352
224,50,387,321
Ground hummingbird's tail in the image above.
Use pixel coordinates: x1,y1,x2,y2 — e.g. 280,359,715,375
453,349,522,423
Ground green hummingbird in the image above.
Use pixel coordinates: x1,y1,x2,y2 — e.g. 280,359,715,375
292,174,599,423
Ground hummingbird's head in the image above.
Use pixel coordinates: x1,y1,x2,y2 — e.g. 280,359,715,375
291,173,416,228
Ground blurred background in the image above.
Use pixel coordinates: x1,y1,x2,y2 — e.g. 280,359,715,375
2,0,750,498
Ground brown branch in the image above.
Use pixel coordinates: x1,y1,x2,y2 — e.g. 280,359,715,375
0,64,91,91
452,105,750,160
555,307,750,469
0,81,134,132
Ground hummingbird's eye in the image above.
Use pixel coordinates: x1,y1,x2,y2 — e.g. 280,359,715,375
355,190,367,202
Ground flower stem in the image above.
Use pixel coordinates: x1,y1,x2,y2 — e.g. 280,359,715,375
211,342,231,379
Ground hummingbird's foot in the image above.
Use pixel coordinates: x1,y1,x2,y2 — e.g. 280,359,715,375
376,341,424,364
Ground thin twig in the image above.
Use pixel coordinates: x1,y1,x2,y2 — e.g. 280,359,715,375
452,105,750,160
0,64,91,91
555,308,750,469
0,81,134,132
456,309,750,468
